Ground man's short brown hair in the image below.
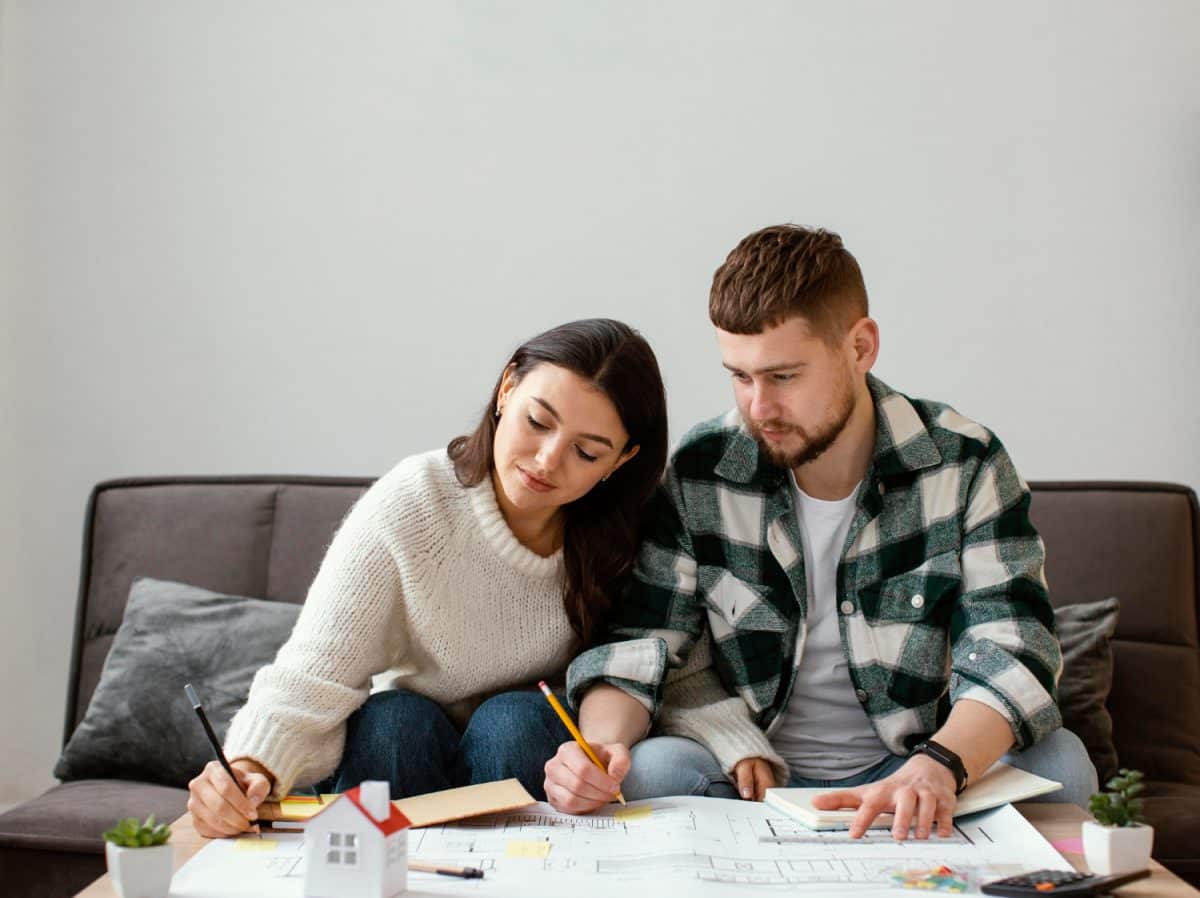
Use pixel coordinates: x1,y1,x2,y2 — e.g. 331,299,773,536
709,224,869,344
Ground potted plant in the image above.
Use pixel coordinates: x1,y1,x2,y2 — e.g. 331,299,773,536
102,814,174,898
1082,768,1154,875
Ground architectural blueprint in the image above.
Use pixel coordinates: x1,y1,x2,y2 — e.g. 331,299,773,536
168,797,1074,897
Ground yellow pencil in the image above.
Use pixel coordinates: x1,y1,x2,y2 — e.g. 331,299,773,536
538,680,626,805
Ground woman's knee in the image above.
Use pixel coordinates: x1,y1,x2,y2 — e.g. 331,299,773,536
467,691,566,746
346,689,456,750
623,737,737,801
460,691,568,798
337,689,459,797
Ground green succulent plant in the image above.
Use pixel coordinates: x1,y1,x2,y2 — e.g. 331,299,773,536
1088,768,1146,827
102,814,172,848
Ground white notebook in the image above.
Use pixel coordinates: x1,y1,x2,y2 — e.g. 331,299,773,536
763,762,1062,831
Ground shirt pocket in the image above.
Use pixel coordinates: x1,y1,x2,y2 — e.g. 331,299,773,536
698,566,790,635
872,551,962,624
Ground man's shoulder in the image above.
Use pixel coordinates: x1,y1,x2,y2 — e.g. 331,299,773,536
919,396,994,439
882,382,1004,463
669,409,746,478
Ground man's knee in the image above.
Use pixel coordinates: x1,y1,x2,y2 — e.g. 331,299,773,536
623,737,737,801
1005,727,1098,808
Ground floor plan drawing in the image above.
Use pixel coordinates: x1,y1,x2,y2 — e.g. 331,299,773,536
169,796,1074,897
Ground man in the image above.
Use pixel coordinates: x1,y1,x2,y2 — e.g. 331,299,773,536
544,225,1095,840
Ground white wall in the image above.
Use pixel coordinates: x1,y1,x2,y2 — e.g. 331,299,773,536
2,1,1197,807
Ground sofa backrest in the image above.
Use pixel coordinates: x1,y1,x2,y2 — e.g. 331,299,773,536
64,477,370,742
65,477,1200,786
1028,482,1200,786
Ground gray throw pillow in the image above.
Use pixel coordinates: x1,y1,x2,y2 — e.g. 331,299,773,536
1054,596,1120,783
55,577,300,788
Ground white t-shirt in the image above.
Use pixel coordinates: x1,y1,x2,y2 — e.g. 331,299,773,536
770,474,891,779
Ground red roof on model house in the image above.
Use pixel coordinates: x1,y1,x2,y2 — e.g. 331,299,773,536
309,785,412,837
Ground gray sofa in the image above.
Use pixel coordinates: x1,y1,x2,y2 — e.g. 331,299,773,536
0,476,1197,897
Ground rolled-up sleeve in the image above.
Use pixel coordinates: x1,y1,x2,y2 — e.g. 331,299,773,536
948,439,1063,749
567,468,707,716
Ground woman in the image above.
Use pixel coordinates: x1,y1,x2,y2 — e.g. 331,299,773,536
187,319,668,837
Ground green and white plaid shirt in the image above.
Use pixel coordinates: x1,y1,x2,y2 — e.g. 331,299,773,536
568,375,1063,759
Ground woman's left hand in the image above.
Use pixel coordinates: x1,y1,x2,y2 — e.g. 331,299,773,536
731,756,775,801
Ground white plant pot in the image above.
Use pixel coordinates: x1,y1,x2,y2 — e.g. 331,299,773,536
105,842,175,898
1081,821,1154,875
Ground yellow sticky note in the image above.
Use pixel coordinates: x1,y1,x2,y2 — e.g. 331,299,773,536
234,838,278,853
505,839,552,858
279,800,323,819
614,805,654,821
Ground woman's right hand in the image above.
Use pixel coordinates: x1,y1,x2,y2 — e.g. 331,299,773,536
187,759,273,838
543,740,632,815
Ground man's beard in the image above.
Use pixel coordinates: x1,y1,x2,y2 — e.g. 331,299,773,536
750,388,857,471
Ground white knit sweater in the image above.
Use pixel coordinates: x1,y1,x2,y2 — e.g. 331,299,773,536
223,449,575,797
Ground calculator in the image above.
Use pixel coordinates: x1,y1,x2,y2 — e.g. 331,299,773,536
981,867,1150,896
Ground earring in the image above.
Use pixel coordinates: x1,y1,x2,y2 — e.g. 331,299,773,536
495,406,502,419
602,473,610,481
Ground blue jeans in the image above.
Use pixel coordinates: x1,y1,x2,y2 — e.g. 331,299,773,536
623,727,1098,808
314,688,570,800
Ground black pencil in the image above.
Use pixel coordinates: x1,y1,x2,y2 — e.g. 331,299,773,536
184,683,262,836
184,683,245,794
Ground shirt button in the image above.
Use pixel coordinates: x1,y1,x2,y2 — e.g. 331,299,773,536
855,689,869,703
968,652,978,661
840,600,855,615
911,594,925,609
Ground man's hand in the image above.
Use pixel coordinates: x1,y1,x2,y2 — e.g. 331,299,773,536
544,740,631,815
187,759,272,838
732,757,775,801
811,754,957,840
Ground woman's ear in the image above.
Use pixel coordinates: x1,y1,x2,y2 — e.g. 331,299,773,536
611,444,640,475
496,363,519,414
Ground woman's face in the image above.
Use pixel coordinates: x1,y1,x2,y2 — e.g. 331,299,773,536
492,363,638,517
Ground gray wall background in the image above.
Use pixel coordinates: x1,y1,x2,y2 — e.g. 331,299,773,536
1,1,1197,807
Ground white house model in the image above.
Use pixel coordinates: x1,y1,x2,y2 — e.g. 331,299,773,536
303,780,411,898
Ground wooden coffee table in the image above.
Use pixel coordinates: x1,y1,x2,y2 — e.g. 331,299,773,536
75,803,1198,897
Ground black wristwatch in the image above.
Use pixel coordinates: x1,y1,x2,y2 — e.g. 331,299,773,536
910,739,968,795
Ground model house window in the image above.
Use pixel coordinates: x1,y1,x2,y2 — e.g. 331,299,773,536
326,832,359,866
386,835,405,864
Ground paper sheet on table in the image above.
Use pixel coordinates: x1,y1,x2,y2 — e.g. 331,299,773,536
170,795,1074,897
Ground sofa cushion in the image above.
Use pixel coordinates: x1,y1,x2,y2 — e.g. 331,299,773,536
0,779,188,855
1054,598,1120,783
69,479,370,739
55,578,299,788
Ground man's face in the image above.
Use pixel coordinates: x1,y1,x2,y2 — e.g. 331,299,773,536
716,316,858,470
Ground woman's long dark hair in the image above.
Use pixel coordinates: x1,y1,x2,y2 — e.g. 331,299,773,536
447,319,668,650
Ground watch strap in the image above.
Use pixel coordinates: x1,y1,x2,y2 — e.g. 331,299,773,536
911,739,968,794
